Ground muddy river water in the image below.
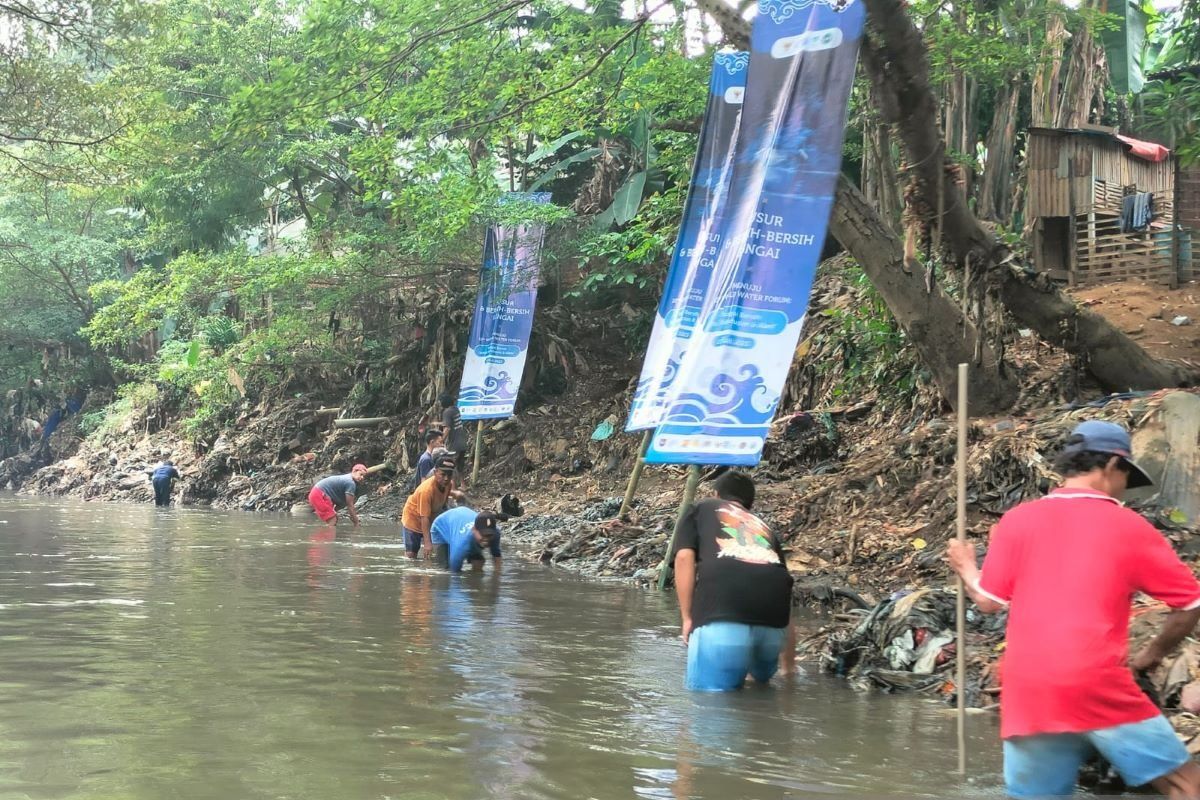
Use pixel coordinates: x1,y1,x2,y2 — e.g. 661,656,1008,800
0,495,1003,799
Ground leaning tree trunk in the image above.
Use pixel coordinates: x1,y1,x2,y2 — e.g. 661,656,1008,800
859,0,1197,393
831,177,1019,412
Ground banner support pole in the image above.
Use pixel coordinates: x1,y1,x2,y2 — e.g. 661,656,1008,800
471,421,484,486
657,464,702,591
618,430,653,519
956,362,969,776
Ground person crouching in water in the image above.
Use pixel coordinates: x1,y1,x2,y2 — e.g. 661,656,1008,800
401,456,456,559
430,508,506,573
671,471,795,691
308,463,368,525
149,459,181,508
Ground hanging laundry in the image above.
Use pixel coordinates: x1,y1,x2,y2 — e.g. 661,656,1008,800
1120,192,1154,232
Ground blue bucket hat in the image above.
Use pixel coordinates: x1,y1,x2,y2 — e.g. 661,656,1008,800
1063,420,1153,488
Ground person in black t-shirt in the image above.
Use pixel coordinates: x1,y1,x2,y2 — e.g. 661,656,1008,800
671,471,795,691
439,393,469,478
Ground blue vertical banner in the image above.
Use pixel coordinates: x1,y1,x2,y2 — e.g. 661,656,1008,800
458,192,552,420
626,51,749,432
645,0,865,465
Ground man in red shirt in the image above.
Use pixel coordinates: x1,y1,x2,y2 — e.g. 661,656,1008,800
949,420,1200,797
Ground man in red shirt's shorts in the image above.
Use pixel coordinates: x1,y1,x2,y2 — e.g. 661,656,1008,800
950,420,1200,798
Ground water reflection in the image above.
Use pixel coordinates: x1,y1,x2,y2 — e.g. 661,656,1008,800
0,494,1004,799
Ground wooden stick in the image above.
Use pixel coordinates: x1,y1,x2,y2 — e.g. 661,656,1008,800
956,362,969,776
471,421,484,485
657,464,702,591
618,430,653,519
365,462,390,475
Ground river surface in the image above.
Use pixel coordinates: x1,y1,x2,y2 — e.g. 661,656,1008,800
0,495,1003,799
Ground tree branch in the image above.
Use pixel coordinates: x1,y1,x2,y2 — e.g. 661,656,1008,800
442,15,651,135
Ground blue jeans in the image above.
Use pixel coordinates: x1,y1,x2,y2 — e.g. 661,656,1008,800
1004,714,1190,797
403,527,424,555
686,621,786,691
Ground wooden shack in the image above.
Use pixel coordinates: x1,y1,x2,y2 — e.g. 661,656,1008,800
1027,126,1176,286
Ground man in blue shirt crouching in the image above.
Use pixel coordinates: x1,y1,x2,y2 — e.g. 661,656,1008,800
430,507,506,573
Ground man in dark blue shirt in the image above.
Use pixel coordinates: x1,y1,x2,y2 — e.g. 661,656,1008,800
149,460,181,507
416,429,445,483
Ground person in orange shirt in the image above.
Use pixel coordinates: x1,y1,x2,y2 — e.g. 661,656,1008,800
401,457,456,559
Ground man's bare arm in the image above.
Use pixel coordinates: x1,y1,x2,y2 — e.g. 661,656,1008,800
674,549,696,643
1133,608,1200,671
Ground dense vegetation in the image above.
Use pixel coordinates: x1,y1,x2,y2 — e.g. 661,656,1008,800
0,0,1196,454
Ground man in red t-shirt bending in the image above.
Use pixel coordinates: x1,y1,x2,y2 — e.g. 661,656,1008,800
949,420,1200,798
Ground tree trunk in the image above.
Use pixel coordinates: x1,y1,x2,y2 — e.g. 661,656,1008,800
977,78,1021,222
1054,22,1106,128
861,119,902,232
859,0,1197,393
831,177,1019,412
1030,12,1067,126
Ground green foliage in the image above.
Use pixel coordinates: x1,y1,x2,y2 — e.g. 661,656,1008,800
1101,0,1151,95
814,266,917,401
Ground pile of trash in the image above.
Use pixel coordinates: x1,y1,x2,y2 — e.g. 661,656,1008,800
504,496,677,584
817,588,1004,705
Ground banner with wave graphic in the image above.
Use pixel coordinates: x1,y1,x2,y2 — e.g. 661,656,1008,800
644,0,864,465
458,192,551,420
626,51,748,432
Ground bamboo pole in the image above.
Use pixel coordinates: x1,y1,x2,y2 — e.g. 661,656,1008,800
657,465,702,591
956,362,969,776
365,462,390,475
333,417,389,429
618,430,653,519
471,421,484,485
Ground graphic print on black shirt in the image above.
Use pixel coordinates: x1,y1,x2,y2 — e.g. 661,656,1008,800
672,498,793,630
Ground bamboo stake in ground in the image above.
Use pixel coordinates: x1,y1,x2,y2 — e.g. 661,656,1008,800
618,430,653,519
956,362,969,776
471,421,484,485
657,464,702,591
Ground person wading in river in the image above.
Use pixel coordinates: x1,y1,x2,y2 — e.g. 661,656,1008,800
307,463,367,526
430,507,505,573
948,420,1200,799
672,471,796,691
149,459,181,507
402,457,456,559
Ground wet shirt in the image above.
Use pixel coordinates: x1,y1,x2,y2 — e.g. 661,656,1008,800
431,506,502,572
671,498,793,629
402,474,452,532
151,464,179,483
314,473,358,509
979,489,1200,738
442,406,468,453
